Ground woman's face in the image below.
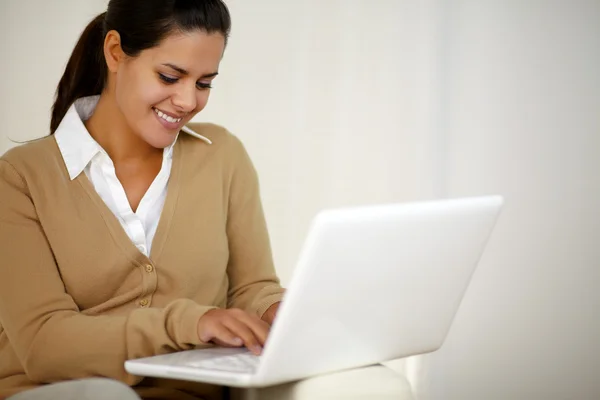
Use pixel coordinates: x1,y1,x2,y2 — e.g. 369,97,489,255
111,30,225,149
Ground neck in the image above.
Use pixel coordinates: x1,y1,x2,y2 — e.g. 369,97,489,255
85,92,162,163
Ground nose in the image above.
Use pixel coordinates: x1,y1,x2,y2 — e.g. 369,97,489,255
171,84,197,113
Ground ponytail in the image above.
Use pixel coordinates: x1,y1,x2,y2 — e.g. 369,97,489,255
50,12,107,134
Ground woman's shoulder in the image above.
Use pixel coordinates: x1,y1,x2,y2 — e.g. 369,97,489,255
0,135,60,176
179,123,255,175
183,122,240,145
180,122,248,157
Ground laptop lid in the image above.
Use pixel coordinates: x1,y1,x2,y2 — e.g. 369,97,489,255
253,195,503,386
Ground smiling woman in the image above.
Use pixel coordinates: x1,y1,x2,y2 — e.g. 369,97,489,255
50,1,228,149
95,29,226,148
0,1,284,400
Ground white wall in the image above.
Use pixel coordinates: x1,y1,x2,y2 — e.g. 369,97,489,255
198,0,442,283
413,1,600,399
0,0,108,150
1,1,599,399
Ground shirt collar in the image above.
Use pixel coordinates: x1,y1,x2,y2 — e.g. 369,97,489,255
54,96,104,180
54,96,209,180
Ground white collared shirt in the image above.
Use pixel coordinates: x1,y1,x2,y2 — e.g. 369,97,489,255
53,96,200,257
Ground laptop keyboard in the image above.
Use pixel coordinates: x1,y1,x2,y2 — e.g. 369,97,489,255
186,352,260,373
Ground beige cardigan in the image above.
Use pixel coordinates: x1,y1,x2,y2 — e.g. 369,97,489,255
0,123,284,399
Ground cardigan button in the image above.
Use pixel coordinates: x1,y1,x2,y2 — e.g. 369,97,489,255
139,299,149,307
145,264,154,273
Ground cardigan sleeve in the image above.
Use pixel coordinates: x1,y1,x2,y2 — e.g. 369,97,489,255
224,135,285,317
0,159,215,385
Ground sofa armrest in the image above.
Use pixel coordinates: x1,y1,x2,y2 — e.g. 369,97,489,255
231,364,414,400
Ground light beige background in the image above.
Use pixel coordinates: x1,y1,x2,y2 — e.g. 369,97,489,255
1,1,599,399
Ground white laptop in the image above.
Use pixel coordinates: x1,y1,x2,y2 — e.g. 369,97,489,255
125,195,504,388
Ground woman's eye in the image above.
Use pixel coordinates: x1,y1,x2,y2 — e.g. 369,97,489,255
196,82,213,90
159,73,212,89
159,73,178,84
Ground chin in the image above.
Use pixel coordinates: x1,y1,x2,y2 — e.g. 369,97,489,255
145,133,178,149
136,120,180,149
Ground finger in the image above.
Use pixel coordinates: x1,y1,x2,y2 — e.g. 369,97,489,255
204,323,244,347
222,316,263,355
213,337,244,348
233,310,271,346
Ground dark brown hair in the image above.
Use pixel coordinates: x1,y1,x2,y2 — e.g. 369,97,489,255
50,0,231,134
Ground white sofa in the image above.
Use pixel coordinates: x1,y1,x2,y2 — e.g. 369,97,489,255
232,358,413,400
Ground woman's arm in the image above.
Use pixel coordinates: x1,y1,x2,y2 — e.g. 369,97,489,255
0,160,214,385
224,135,285,319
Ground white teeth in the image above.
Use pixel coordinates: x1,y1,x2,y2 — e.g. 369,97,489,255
153,108,182,123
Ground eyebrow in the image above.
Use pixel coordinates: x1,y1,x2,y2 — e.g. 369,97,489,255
162,63,219,78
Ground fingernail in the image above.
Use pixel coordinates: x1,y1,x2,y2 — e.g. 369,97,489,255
252,346,262,355
233,338,243,346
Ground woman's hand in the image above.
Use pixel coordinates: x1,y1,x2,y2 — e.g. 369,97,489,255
261,302,281,325
197,308,271,355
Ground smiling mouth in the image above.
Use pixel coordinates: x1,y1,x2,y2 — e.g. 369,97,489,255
153,107,183,124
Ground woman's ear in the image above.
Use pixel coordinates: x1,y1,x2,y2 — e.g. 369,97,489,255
104,30,124,73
